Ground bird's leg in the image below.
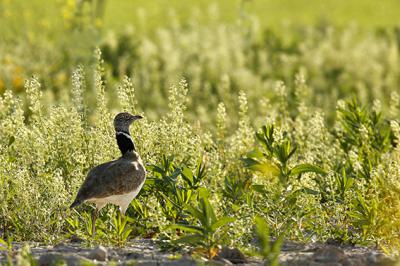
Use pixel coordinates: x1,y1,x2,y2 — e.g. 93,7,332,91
91,208,99,237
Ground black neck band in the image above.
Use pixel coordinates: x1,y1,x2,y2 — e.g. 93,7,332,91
116,131,135,154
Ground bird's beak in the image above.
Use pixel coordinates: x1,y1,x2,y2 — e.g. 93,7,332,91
132,115,143,121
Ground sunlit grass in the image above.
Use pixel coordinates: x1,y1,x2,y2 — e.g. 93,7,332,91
1,0,400,260
3,0,400,35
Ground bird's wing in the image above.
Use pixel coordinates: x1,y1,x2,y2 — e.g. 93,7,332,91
74,159,146,202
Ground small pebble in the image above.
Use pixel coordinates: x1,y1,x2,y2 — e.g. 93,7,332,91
38,254,64,266
88,245,108,261
215,246,247,264
312,246,345,263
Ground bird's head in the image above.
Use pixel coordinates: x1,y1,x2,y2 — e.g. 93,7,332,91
114,112,143,133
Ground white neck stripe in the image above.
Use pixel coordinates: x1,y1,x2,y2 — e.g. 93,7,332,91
116,131,132,139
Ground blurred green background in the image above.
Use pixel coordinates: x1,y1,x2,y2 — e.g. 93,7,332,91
102,0,400,29
1,0,400,125
4,0,400,31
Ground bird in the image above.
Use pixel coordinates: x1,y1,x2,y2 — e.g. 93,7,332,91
70,112,146,236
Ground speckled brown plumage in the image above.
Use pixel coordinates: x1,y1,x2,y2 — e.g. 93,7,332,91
71,152,146,206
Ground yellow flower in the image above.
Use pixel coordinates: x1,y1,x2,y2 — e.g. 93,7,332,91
62,0,76,29
95,18,103,28
55,72,67,86
12,66,24,91
3,55,12,65
12,75,23,91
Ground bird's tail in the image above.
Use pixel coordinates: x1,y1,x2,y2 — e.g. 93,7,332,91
70,199,82,209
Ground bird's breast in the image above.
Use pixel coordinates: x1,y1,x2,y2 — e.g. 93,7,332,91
89,183,144,209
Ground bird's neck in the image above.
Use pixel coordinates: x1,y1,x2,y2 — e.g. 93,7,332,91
116,130,136,155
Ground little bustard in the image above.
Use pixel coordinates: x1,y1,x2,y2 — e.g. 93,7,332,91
70,112,146,235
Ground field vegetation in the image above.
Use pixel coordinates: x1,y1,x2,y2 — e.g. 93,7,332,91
1,0,400,262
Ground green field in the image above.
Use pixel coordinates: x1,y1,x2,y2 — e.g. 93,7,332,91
1,0,400,263
3,0,400,33
103,0,400,30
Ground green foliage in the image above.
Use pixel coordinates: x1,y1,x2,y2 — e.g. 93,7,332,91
0,237,13,265
335,169,355,201
255,216,286,266
181,161,206,190
243,124,326,186
222,175,250,205
67,208,134,245
15,245,37,266
0,58,399,256
172,194,235,259
335,99,394,181
110,213,133,246
3,2,400,128
349,193,378,241
146,156,206,223
1,0,400,257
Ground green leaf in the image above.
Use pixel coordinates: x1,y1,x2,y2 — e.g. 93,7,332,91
290,163,326,176
174,234,204,245
8,136,15,147
201,197,217,226
0,238,8,251
270,226,287,266
178,188,193,204
195,160,206,181
287,145,297,160
181,167,194,186
169,168,182,180
256,131,266,143
231,204,240,212
255,216,270,257
241,157,260,167
246,149,265,159
159,191,181,209
198,187,210,199
144,177,156,186
147,164,165,175
210,217,235,231
186,204,205,224
345,177,354,190
301,187,320,196
125,216,135,223
122,228,133,240
242,158,279,176
251,184,268,194
170,224,203,234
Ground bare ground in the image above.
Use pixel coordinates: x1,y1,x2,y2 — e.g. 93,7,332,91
0,239,398,265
